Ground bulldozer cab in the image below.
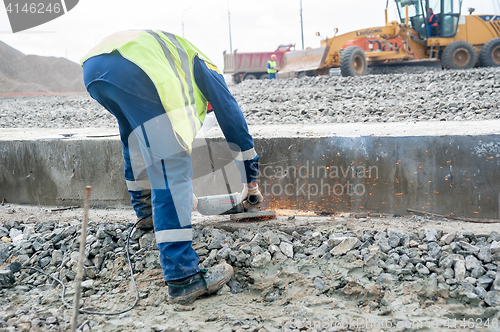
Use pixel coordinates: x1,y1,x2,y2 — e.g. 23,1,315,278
395,0,463,40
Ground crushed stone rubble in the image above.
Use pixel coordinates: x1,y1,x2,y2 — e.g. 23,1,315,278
0,213,499,331
231,67,500,125
0,67,499,128
0,94,115,129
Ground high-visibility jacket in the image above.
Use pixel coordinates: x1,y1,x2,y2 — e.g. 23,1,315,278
80,30,215,152
267,60,277,74
428,14,438,27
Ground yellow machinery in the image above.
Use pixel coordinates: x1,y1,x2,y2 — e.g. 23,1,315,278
278,0,500,77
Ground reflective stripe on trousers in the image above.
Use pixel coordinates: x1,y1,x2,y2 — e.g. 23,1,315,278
83,53,200,281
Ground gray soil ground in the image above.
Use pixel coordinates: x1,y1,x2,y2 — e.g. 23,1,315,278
1,67,500,331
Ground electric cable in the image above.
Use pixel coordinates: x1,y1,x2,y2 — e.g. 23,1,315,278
22,219,140,316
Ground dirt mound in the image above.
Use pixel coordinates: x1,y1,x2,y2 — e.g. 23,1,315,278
0,40,85,95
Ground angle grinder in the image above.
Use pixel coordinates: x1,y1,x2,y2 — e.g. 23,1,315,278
196,193,276,221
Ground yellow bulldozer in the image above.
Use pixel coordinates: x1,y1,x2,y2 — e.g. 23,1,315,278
278,0,500,77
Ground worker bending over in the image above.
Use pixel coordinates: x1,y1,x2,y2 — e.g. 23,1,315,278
80,30,263,304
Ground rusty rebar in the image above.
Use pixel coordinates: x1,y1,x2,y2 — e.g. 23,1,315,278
70,186,92,332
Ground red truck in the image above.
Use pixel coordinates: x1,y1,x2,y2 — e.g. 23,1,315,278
223,44,294,84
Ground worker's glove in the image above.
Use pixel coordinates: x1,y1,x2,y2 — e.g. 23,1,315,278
193,193,198,212
241,184,264,209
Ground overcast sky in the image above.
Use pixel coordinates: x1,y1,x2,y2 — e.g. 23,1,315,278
0,0,497,70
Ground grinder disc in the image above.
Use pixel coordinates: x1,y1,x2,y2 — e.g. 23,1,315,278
229,210,276,222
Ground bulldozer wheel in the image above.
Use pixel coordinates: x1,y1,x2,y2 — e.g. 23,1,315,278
442,41,478,70
480,38,500,67
340,46,367,77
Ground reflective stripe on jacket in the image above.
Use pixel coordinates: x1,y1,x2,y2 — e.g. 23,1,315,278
81,30,214,152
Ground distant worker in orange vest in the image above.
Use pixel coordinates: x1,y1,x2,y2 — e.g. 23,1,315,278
267,54,277,79
427,8,439,37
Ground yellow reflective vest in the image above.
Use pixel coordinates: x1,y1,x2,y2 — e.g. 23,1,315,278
267,60,277,74
80,30,214,152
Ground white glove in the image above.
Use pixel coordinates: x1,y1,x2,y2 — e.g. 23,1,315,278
192,193,198,212
241,184,263,209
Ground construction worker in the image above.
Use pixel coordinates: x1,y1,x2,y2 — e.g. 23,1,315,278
267,54,277,79
427,8,439,37
80,30,263,304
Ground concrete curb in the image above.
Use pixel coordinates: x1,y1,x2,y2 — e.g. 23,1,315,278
1,121,500,219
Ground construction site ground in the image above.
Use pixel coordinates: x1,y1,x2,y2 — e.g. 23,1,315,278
2,67,500,331
1,203,499,332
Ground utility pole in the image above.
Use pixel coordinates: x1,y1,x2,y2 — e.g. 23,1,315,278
300,0,304,50
182,7,192,38
494,0,500,13
228,0,233,53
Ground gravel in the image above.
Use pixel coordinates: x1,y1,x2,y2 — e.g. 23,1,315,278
1,210,500,331
0,67,499,129
230,67,500,126
0,201,499,331
0,94,115,129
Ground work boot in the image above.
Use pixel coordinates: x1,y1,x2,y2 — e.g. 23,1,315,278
136,215,153,230
167,263,233,305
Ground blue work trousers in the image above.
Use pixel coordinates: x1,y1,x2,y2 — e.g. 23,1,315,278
83,53,199,281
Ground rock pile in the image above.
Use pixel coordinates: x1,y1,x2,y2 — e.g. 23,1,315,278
193,225,500,308
0,94,114,129
231,67,500,125
1,67,499,129
1,217,499,319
